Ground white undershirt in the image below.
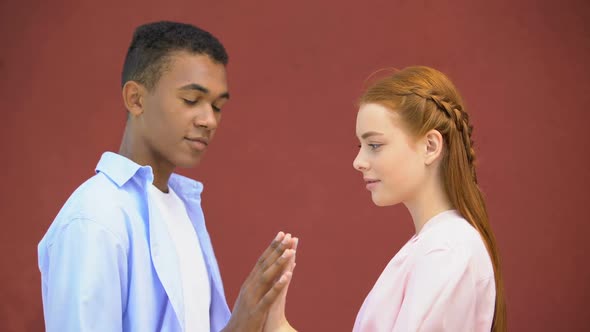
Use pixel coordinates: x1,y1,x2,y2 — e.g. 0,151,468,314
148,185,210,332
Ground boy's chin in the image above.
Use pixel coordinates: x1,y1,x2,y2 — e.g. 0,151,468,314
174,153,205,169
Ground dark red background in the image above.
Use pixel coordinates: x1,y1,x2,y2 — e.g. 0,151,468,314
1,0,589,331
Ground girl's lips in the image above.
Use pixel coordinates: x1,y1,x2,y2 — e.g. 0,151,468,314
364,179,380,190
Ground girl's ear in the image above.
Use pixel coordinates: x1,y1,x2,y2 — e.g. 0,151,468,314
423,129,444,165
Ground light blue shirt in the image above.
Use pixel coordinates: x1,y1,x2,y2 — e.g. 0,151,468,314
38,152,231,332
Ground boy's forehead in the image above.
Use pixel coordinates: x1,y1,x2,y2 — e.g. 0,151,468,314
159,52,228,90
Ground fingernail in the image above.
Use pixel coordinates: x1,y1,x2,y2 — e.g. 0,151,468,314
275,231,284,241
293,237,299,249
282,233,291,244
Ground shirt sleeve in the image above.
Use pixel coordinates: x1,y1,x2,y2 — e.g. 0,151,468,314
43,218,128,332
393,246,477,332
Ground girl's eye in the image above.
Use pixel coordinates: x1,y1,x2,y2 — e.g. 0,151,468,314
183,99,198,106
357,143,382,150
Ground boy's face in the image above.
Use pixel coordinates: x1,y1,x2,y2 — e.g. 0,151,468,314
132,51,229,169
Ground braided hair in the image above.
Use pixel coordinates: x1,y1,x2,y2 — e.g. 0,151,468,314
360,66,506,332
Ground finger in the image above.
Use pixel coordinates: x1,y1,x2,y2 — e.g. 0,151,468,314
247,232,285,281
259,233,292,274
285,260,297,290
282,245,297,294
261,248,295,286
286,238,298,271
262,232,286,259
281,261,296,297
255,271,293,314
290,237,299,262
266,261,295,324
242,232,291,298
291,237,299,250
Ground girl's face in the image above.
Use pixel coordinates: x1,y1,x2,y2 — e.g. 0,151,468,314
353,103,428,207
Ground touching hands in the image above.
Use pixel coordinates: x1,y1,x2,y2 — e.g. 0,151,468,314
222,232,298,332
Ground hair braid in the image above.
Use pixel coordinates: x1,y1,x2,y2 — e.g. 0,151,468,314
406,86,479,182
360,65,506,331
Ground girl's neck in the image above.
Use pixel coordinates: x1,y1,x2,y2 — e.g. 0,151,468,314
404,179,453,235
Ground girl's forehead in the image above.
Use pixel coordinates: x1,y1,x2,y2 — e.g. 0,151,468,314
357,104,403,134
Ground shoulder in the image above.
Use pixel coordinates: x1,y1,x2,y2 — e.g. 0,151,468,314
414,211,494,281
40,172,144,249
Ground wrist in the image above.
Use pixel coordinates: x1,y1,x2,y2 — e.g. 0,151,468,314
283,321,297,332
277,319,296,332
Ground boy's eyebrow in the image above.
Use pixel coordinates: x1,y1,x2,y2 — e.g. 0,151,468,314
179,83,230,99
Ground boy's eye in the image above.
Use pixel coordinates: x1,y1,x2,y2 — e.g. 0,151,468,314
183,98,198,105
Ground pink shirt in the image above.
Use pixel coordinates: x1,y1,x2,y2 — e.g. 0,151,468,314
353,210,495,332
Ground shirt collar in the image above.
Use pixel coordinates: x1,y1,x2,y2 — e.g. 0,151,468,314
169,173,204,200
95,151,151,186
410,209,461,243
95,152,204,197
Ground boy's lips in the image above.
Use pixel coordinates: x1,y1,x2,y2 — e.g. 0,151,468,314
185,137,209,151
